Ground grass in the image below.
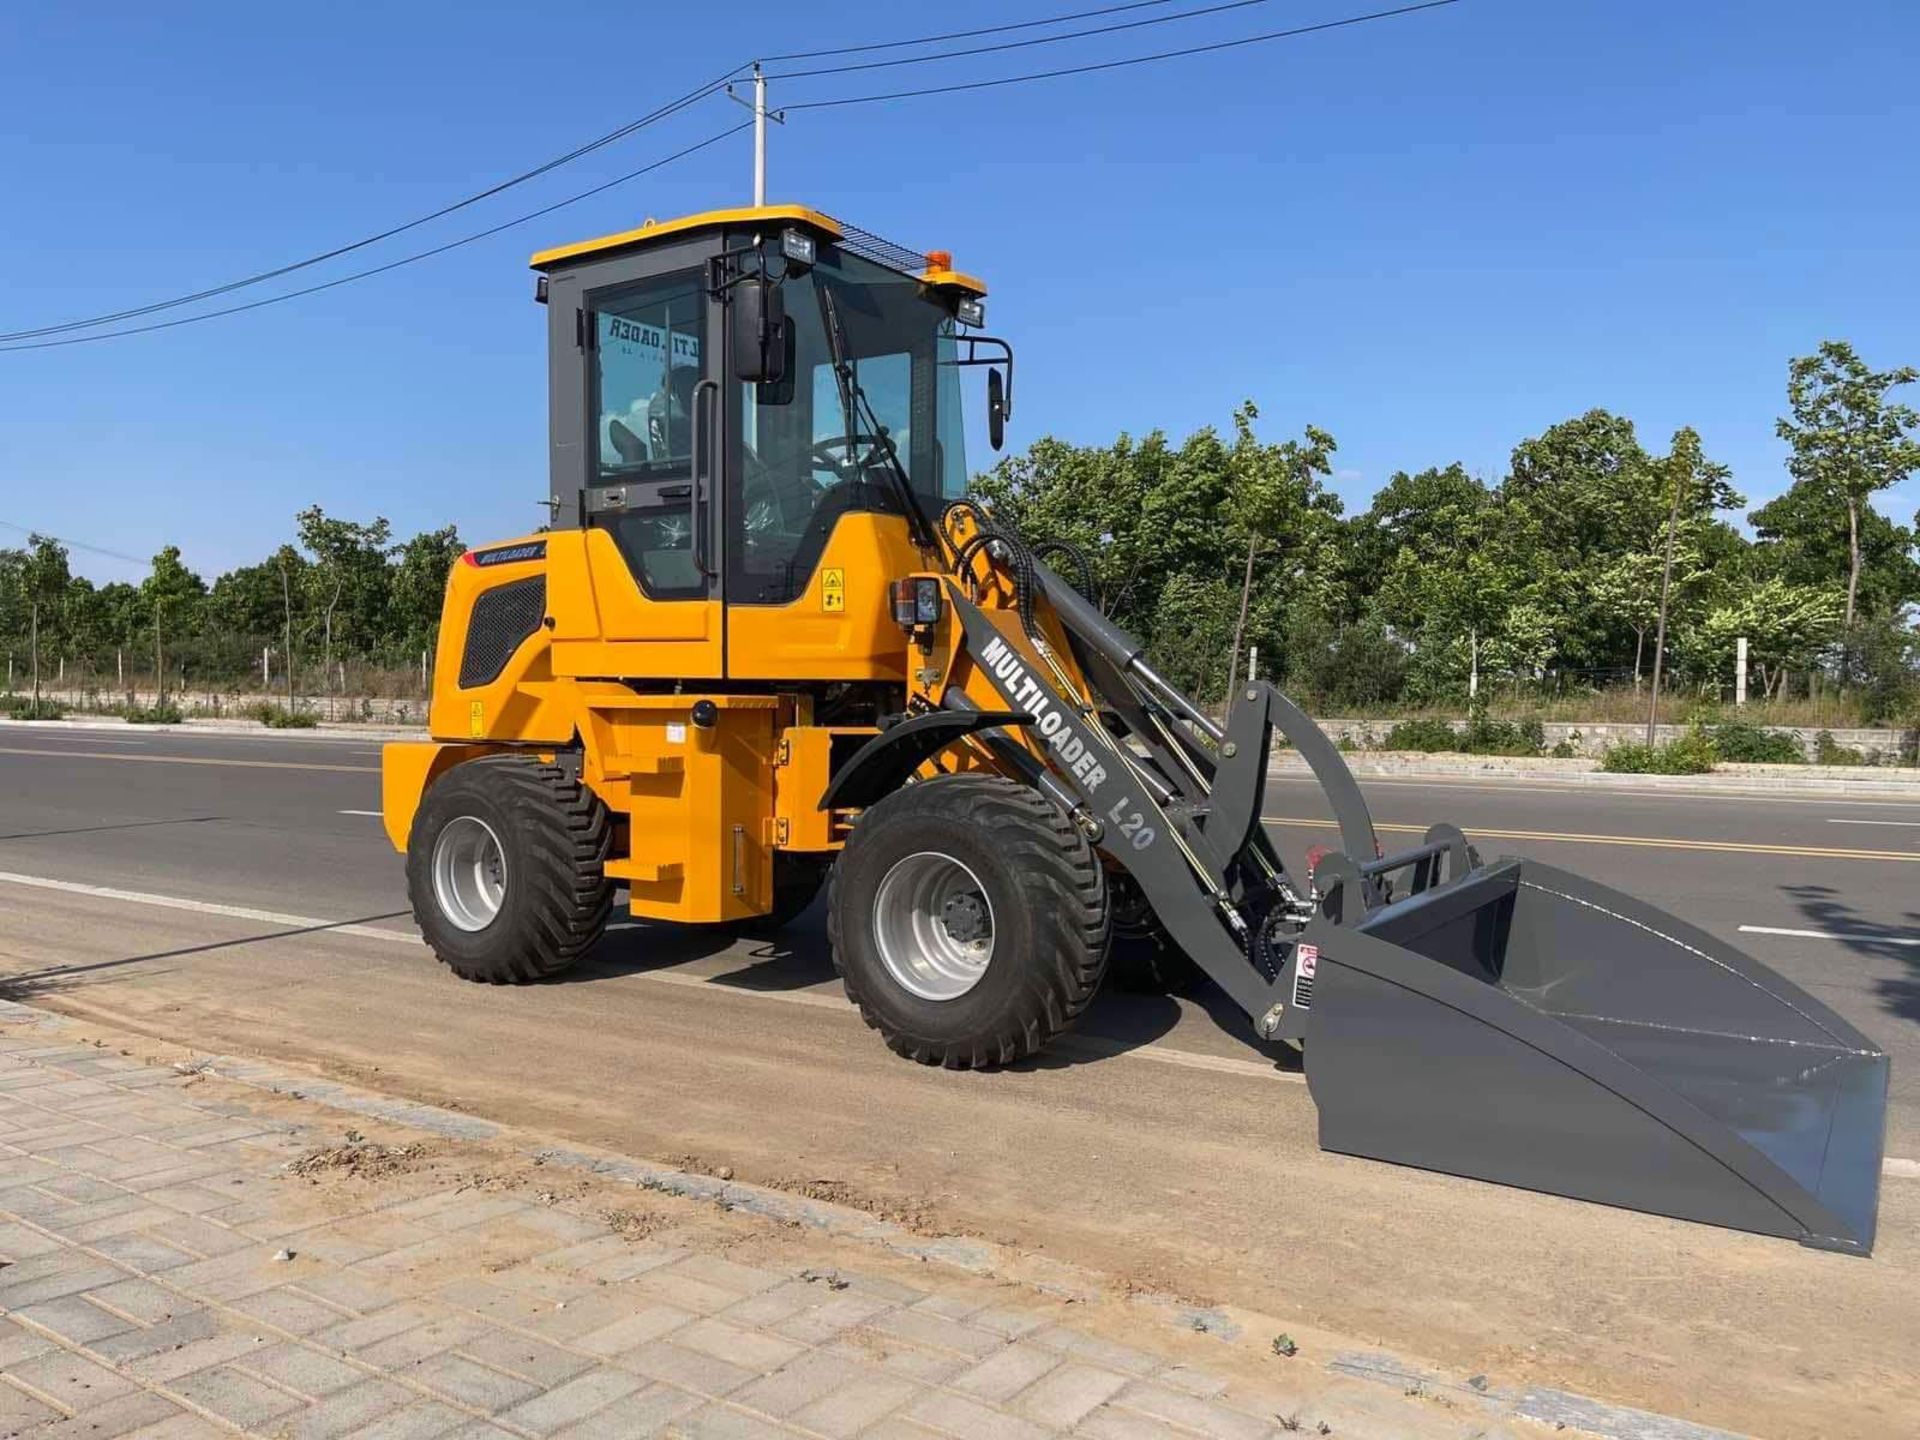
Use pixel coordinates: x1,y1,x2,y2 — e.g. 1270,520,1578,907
1600,726,1718,774
0,694,66,720
123,701,185,725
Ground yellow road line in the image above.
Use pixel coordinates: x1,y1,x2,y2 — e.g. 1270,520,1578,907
0,746,374,774
1262,815,1920,863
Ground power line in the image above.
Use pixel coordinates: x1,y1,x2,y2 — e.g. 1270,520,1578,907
762,0,1179,62
767,0,1283,81
0,65,746,345
0,521,148,566
784,0,1462,111
0,122,751,353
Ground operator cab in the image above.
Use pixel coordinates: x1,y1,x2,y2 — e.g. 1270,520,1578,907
532,206,1008,614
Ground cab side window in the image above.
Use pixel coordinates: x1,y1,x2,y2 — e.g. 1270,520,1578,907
592,273,706,599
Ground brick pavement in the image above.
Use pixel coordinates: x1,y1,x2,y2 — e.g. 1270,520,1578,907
0,1025,1565,1438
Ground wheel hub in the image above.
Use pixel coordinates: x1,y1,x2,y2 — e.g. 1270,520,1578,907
431,815,507,932
872,851,996,1002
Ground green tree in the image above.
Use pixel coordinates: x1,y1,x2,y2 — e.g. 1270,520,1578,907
389,525,465,664
1772,340,1920,628
295,506,393,705
140,546,206,699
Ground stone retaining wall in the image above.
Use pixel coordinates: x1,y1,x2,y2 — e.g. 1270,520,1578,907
1315,717,1917,764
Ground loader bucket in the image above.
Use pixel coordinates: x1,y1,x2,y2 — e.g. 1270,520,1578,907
1301,858,1889,1253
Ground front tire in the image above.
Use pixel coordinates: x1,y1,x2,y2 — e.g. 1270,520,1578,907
828,775,1109,1068
406,755,612,983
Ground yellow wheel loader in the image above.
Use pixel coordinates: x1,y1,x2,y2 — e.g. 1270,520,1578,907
382,204,1889,1252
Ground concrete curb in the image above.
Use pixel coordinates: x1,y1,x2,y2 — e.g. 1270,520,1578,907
1276,751,1920,797
0,998,1745,1439
0,715,420,743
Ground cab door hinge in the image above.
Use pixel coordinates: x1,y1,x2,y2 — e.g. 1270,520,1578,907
775,737,792,766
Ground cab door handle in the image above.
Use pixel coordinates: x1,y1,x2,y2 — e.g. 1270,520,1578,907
691,378,720,581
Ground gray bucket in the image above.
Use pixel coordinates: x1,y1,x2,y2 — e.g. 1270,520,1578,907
1298,858,1888,1253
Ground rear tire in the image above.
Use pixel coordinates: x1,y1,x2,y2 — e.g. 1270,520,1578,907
1105,874,1204,995
828,775,1109,1068
406,755,612,983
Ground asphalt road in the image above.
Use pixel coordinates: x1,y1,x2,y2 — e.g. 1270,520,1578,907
2,723,1918,1437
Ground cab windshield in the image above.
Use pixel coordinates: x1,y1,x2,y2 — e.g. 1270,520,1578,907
729,246,968,605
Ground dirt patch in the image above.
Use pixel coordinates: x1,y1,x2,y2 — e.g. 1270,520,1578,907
286,1132,433,1182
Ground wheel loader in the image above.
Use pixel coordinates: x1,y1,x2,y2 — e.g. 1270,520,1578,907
382,203,1889,1253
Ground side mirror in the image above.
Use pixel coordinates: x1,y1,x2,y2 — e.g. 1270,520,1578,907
730,278,789,386
987,367,1007,451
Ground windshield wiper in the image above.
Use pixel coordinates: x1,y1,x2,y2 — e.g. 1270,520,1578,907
818,285,937,553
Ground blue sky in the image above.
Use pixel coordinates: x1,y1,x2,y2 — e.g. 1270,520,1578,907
3,0,1918,583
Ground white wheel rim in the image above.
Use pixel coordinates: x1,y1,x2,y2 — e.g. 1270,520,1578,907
872,851,996,1002
432,815,507,932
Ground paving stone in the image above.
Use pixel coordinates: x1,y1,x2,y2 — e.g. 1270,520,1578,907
90,1308,221,1363
1071,1405,1198,1440
971,1306,1052,1341
291,1269,405,1315
667,1254,786,1297
152,1248,284,1301
728,1348,868,1419
5,1347,139,1411
15,1294,140,1346
1159,1364,1233,1399
788,1373,922,1439
141,1215,253,1260
313,1300,441,1353
356,1314,494,1372
1012,1362,1130,1429
454,1326,597,1387
414,1193,530,1232
496,1365,648,1435
905,1390,1051,1440
627,1268,742,1316
350,1399,474,1439
511,1288,653,1345
0,1318,58,1368
0,1218,65,1260
673,1316,806,1373
715,1279,827,1331
951,1341,1063,1404
0,1259,130,1307
85,1231,201,1275
1027,1326,1161,1376
863,1307,1003,1360
28,1388,184,1440
671,1404,802,1439
406,1351,540,1412
769,1292,894,1345
228,1285,355,1335
549,1381,701,1438
910,1290,998,1322
281,1377,418,1440
1111,1379,1272,1440
123,1327,271,1383
572,1303,694,1357
141,1183,240,1216
232,1339,371,1399
501,1205,606,1246
855,1422,948,1440
168,1365,306,1429
619,1338,758,1397
88,1276,192,1325
0,1379,62,1433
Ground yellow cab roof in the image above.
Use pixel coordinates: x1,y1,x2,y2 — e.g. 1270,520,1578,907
529,203,986,295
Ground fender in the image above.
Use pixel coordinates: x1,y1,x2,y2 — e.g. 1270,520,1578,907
819,709,1031,811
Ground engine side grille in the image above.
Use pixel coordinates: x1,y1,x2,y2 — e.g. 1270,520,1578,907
459,577,545,689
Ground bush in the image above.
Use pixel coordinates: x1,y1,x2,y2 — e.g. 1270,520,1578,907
1381,714,1545,757
1814,730,1868,766
1708,721,1803,765
1600,725,1717,774
124,702,185,725
249,701,317,729
1549,739,1578,758
0,694,66,720
1383,717,1460,752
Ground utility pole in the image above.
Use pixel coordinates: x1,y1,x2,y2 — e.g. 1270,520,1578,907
728,65,784,204
153,596,164,707
1644,457,1686,746
1735,636,1748,707
29,600,39,715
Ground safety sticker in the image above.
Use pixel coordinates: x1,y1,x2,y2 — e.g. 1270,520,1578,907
468,700,484,738
821,567,845,612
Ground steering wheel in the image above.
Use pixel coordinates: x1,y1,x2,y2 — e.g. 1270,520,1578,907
810,433,893,483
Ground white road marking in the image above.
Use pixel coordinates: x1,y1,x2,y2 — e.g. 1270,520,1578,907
1825,818,1920,827
1738,924,1920,948
0,871,416,946
338,809,383,817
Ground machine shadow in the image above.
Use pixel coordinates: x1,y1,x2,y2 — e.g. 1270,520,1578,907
1782,882,1920,1025
0,912,416,1001
570,901,1237,1066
